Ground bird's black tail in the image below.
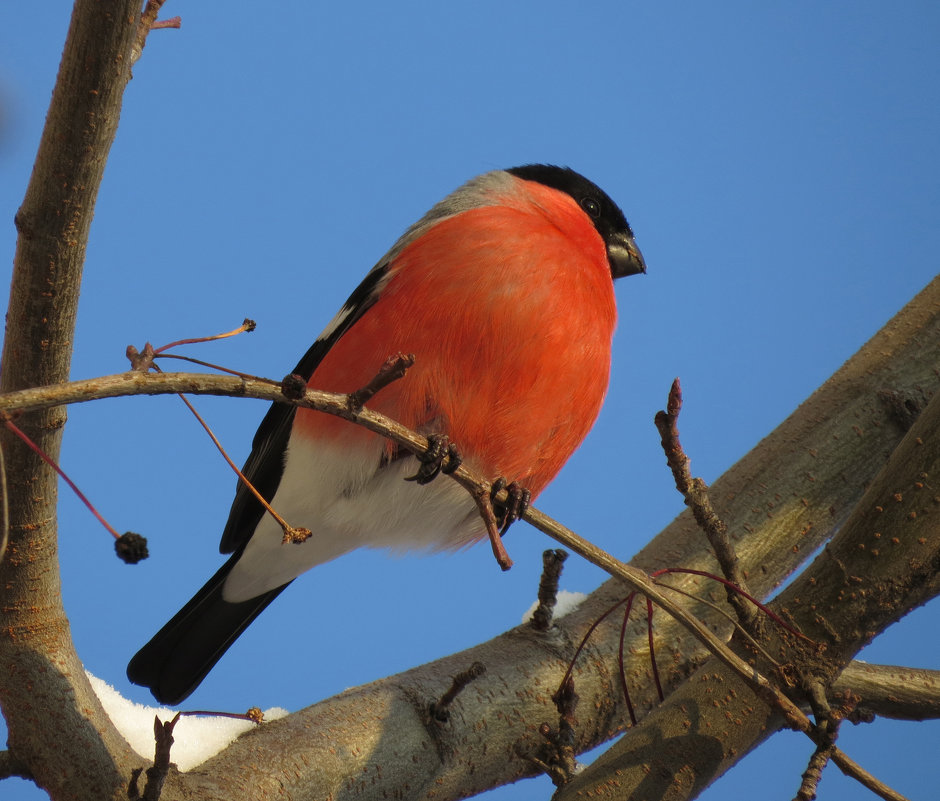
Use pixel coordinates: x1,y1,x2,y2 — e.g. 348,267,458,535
127,553,290,705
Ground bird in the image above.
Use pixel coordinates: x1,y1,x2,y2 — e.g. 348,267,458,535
127,164,646,704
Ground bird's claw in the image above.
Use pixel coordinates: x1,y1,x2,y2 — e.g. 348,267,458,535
405,434,463,485
490,478,531,535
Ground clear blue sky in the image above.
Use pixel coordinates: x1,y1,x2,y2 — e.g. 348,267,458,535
1,3,938,799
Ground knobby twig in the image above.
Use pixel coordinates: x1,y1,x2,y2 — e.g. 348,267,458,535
347,352,415,411
129,713,180,801
530,549,568,631
795,680,841,800
133,0,177,63
429,662,487,723
471,485,514,570
655,377,756,628
796,741,835,801
533,676,580,787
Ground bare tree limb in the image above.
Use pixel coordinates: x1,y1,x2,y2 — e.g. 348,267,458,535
0,2,172,799
834,663,940,721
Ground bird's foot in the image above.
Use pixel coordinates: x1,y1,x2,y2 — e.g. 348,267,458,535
490,477,531,535
405,434,463,485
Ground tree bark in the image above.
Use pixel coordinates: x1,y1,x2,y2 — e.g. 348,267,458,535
0,3,148,800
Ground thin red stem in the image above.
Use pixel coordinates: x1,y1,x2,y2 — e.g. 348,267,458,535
652,567,813,642
558,596,630,694
617,592,638,725
3,418,121,539
152,320,254,355
154,352,274,382
646,596,664,701
166,381,293,534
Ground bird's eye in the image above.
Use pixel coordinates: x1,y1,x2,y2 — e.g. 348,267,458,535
580,197,601,218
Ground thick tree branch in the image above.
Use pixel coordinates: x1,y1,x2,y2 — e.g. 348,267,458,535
0,749,32,781
556,371,940,800
0,2,168,800
834,663,940,722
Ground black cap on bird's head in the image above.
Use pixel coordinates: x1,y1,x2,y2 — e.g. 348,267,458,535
505,164,646,280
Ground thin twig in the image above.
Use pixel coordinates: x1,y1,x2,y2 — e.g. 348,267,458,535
470,486,513,570
653,567,812,642
561,596,631,697
796,742,835,801
156,369,310,545
133,0,172,63
131,321,308,543
180,708,265,723
654,377,756,628
152,319,256,356
829,746,910,801
347,352,415,411
645,596,664,702
653,577,783,667
154,352,274,382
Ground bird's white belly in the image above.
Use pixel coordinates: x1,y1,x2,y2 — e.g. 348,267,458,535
222,435,483,601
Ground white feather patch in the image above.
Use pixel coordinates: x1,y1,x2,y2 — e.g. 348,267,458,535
222,435,482,602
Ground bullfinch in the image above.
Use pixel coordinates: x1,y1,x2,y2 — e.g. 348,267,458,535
127,164,646,704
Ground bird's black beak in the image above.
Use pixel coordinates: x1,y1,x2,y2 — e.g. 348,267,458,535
607,231,647,279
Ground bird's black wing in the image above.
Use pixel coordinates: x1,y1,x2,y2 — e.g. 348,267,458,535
218,263,390,554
